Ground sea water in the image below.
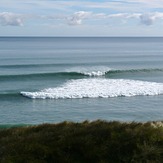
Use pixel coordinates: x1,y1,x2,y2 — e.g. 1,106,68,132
0,37,163,124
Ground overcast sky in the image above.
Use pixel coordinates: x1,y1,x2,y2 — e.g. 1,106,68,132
1,0,163,36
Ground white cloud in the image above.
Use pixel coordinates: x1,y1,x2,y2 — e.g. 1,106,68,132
98,12,163,26
1,10,163,27
54,11,163,26
0,12,24,26
1,0,163,36
67,11,92,25
140,12,163,25
140,14,155,25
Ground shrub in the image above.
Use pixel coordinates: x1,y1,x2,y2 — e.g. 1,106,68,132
0,120,162,162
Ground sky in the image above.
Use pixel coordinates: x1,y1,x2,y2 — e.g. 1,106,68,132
1,0,163,36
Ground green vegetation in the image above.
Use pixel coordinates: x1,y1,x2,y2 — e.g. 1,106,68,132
0,120,162,163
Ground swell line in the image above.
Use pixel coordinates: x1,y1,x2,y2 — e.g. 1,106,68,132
0,92,21,99
0,72,86,81
106,68,163,76
0,68,163,81
0,63,72,69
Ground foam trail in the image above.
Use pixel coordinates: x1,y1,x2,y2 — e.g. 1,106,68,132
21,79,163,99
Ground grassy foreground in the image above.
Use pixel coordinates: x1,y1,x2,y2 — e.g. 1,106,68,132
0,120,162,163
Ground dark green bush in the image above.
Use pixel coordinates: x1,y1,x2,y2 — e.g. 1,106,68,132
0,120,162,163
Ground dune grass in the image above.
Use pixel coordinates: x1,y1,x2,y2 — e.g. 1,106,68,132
0,120,162,163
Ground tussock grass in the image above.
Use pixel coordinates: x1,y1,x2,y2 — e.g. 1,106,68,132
0,120,162,163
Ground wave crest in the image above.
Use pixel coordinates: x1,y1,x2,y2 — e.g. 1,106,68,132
66,66,112,77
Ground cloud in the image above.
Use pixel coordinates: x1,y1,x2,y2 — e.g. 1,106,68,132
140,14,155,25
63,11,163,26
1,10,163,27
0,12,24,26
96,12,163,26
67,11,92,25
108,12,163,26
140,12,163,25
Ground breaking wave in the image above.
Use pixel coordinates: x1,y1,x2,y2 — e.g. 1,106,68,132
65,66,112,76
21,79,163,99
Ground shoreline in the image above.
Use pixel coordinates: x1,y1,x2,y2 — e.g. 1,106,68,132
0,120,163,129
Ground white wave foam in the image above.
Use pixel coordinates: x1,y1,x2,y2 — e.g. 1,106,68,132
21,79,163,99
66,66,111,76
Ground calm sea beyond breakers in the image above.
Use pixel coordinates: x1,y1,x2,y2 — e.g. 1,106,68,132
0,37,163,125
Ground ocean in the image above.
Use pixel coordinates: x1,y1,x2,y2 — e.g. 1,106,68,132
0,37,163,124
